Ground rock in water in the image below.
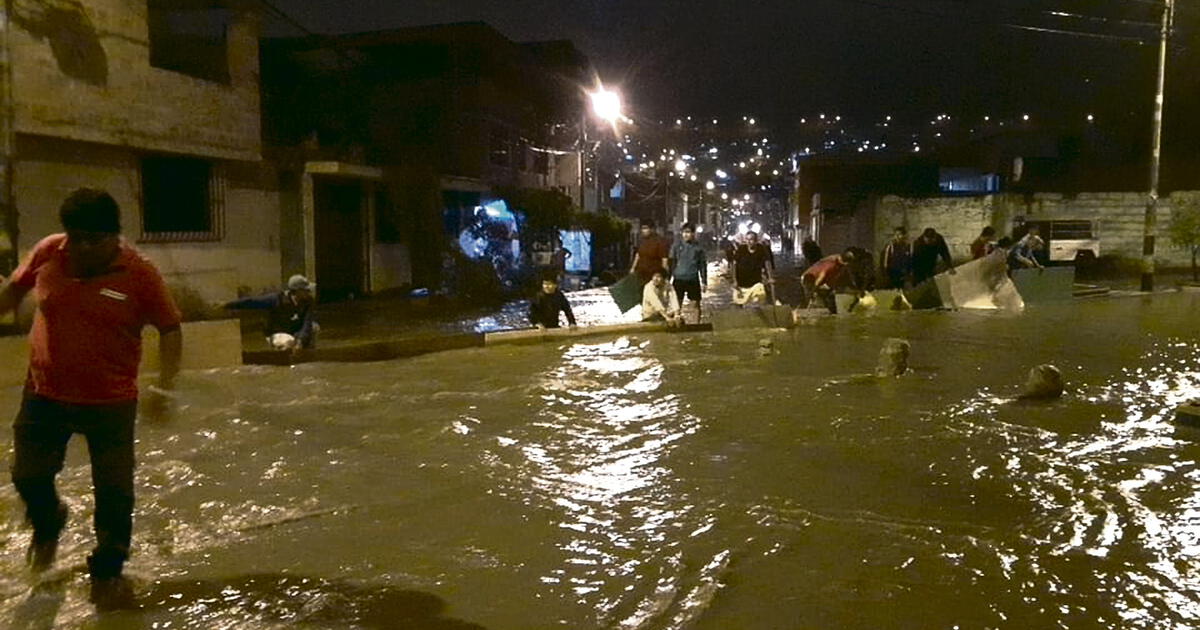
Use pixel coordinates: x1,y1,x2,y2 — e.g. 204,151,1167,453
875,338,911,377
758,338,775,356
1176,400,1200,427
1019,364,1064,400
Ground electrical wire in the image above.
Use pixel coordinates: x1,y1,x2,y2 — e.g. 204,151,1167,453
824,0,1168,45
1043,10,1160,30
1001,23,1152,43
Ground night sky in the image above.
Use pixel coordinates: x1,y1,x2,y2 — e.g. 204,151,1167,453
272,1,1196,133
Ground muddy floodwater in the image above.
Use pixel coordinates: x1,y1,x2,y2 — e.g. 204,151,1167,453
3,293,1200,629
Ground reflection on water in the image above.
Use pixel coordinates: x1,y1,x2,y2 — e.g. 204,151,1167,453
479,337,725,628
1,294,1200,629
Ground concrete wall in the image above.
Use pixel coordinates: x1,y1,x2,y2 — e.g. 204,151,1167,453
871,196,995,261
1008,192,1193,267
9,0,261,162
869,192,1196,267
15,136,282,304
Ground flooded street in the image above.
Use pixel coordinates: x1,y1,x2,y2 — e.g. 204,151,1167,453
3,293,1200,629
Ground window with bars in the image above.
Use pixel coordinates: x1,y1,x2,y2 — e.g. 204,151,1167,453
139,156,224,243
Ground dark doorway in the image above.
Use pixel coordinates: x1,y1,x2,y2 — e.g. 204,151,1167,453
314,178,365,302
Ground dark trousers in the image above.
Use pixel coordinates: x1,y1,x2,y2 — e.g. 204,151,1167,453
801,278,839,314
886,269,907,290
11,393,138,578
912,266,935,286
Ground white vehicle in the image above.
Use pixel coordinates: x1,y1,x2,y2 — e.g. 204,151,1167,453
1028,220,1100,263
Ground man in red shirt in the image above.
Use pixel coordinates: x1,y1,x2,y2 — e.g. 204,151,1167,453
0,188,182,607
801,248,859,313
629,220,670,285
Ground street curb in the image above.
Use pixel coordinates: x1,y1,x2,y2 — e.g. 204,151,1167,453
243,333,484,365
484,321,711,346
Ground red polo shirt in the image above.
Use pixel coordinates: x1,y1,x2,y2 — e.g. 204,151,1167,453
10,234,182,404
802,255,848,286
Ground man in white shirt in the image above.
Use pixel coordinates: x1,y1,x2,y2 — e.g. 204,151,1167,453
642,269,681,327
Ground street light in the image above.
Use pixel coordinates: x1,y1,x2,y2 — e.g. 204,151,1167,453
581,83,622,213
589,87,623,127
674,159,687,172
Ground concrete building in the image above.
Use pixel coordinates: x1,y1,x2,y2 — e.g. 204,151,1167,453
790,156,939,255
1,0,281,308
261,23,591,293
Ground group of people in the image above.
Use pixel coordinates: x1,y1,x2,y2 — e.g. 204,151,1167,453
528,220,711,329
526,219,1053,327
800,223,1050,314
881,224,1047,287
879,227,956,289
969,225,1047,271
635,220,709,327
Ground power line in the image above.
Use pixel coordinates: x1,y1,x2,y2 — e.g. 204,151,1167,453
1001,23,1152,44
1043,10,1160,30
825,0,1163,45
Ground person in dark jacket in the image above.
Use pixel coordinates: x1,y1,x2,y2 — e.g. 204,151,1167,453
911,228,954,285
879,227,911,289
800,239,824,268
529,276,576,329
225,274,318,350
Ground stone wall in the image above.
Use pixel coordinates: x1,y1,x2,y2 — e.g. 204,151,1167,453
868,192,1196,267
9,0,261,162
1010,192,1193,267
871,196,996,262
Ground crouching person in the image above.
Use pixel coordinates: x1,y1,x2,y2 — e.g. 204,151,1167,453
642,269,682,328
529,275,577,329
225,274,318,351
801,248,858,314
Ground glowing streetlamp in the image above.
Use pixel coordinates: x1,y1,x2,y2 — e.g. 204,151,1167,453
674,159,687,173
705,180,715,190
589,87,623,126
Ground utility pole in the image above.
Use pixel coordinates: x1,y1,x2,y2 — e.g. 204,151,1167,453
1141,0,1174,292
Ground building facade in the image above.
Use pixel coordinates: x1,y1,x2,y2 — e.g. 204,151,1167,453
2,0,282,308
261,22,589,291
